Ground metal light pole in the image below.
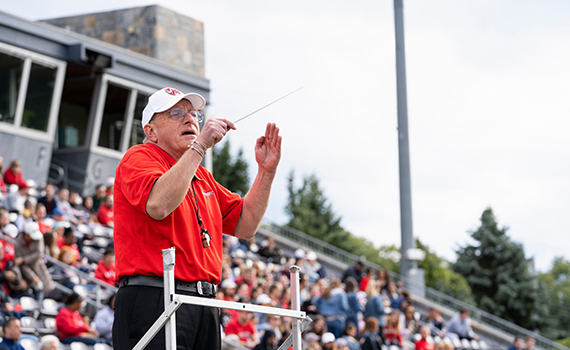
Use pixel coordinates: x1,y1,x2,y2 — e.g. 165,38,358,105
393,0,417,286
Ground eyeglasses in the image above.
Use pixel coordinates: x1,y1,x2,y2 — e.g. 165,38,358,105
160,108,204,123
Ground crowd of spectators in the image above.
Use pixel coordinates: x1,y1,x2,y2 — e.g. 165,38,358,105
0,156,540,350
0,157,116,347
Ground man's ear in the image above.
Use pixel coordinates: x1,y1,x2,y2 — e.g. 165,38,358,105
144,123,158,143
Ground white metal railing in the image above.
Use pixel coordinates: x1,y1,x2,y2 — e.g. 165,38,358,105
132,248,311,350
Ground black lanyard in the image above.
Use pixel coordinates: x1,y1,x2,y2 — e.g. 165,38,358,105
189,179,211,248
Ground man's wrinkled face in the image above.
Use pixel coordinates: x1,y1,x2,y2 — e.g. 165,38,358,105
145,99,201,159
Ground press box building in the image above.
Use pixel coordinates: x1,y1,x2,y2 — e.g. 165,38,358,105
0,6,209,195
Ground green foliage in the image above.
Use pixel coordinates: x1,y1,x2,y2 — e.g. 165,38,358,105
212,140,250,196
416,239,474,304
285,171,399,270
537,257,570,340
557,338,570,348
452,208,542,330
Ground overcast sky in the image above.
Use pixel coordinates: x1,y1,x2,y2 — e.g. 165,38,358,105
5,0,570,272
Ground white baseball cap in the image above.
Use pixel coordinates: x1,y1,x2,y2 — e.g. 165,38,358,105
142,87,206,127
24,221,43,241
2,224,19,238
321,332,335,344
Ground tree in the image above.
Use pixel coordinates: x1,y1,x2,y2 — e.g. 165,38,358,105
285,171,398,270
416,239,474,304
212,140,250,196
537,257,570,339
452,208,541,329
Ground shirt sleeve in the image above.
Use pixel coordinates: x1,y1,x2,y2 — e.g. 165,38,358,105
117,147,168,214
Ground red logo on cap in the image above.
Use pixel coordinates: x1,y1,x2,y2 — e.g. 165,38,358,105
164,88,181,96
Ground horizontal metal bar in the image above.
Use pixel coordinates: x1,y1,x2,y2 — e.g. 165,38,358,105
176,295,306,319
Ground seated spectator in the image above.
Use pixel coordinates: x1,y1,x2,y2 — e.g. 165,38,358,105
0,240,30,298
253,329,277,350
235,267,258,298
39,335,60,350
0,208,10,232
360,267,375,292
416,326,434,350
341,323,360,350
55,292,106,345
302,283,321,316
14,221,56,299
94,249,116,287
51,246,85,289
0,317,25,349
524,336,535,350
307,314,327,340
313,278,349,338
341,260,363,285
3,182,29,213
401,304,419,340
91,184,107,213
57,227,81,262
225,311,260,349
55,188,78,225
444,308,479,341
13,201,35,232
257,315,282,344
34,203,52,234
382,280,399,308
383,310,403,346
508,336,524,350
321,332,336,350
81,196,98,224
363,280,384,328
37,183,57,217
93,294,115,346
3,160,24,186
258,237,284,264
360,317,384,350
377,267,390,293
69,192,90,224
96,195,114,227
43,231,59,259
303,251,326,283
421,307,445,336
303,332,321,350
1,223,17,262
336,338,349,350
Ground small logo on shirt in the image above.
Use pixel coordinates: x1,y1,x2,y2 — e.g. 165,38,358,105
164,88,181,96
203,190,214,197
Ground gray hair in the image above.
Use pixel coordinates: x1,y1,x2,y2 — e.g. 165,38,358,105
39,335,60,349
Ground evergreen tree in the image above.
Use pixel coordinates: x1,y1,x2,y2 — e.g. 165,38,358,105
452,208,541,329
416,239,474,304
212,140,250,196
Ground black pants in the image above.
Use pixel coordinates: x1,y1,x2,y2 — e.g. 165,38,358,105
113,285,221,350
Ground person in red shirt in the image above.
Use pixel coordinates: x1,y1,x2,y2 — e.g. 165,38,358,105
3,159,24,186
113,87,282,350
416,326,435,350
56,292,106,345
383,310,404,346
225,311,260,348
360,267,375,292
96,195,114,227
94,249,116,287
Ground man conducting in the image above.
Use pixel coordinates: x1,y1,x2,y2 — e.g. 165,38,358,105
112,87,282,349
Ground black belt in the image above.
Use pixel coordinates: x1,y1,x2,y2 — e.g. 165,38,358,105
119,275,217,298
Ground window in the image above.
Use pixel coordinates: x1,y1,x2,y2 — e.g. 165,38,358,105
57,63,97,148
0,52,24,125
129,92,149,147
98,83,130,150
21,63,57,132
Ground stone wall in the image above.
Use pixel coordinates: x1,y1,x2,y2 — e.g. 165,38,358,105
42,5,205,77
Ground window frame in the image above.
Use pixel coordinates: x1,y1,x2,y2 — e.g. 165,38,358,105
0,41,66,142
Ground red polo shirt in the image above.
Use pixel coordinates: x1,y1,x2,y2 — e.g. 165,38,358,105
114,143,243,284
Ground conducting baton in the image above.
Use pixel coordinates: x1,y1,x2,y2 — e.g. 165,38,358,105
233,87,303,124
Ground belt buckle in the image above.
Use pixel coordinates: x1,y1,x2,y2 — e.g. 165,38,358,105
196,281,204,296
